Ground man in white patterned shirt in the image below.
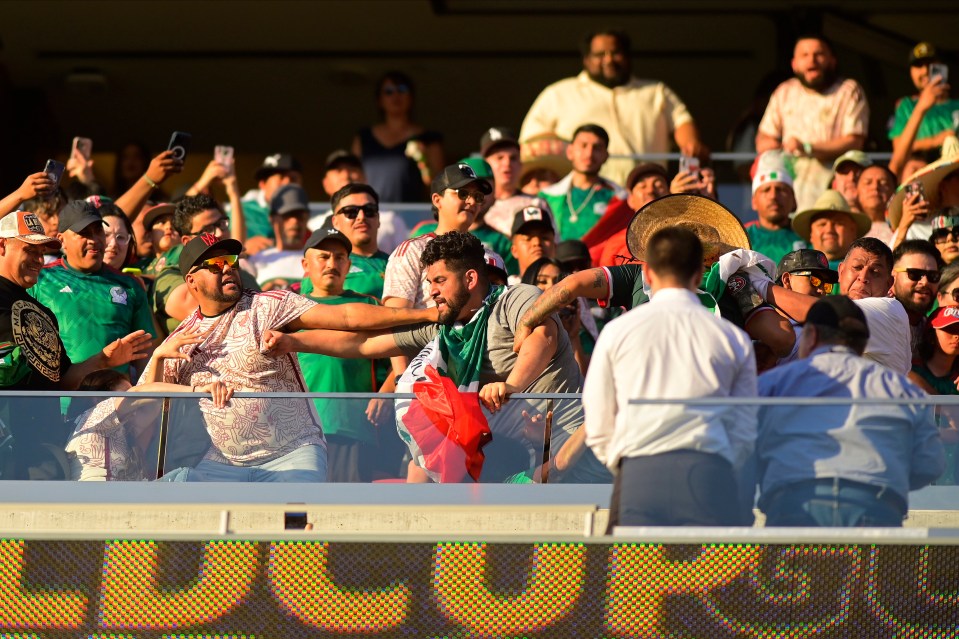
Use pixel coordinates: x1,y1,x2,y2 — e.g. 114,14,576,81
152,234,436,482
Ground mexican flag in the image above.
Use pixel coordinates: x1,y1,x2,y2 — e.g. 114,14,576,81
394,286,503,483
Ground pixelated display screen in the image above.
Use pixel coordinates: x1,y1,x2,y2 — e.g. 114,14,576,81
1,539,957,637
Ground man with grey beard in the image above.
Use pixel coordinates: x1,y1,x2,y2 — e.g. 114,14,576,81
756,35,869,210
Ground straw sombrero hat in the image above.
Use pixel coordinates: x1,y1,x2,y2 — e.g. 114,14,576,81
519,132,572,179
791,189,871,242
626,194,750,262
888,136,959,230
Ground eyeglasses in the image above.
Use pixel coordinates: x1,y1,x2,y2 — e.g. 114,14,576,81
450,188,486,204
893,267,941,283
382,84,410,96
190,254,238,275
933,228,959,244
193,217,230,235
946,289,959,303
335,204,379,220
105,232,130,244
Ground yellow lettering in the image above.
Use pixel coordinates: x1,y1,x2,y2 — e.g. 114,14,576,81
0,540,87,629
605,543,761,636
98,540,258,629
432,542,586,634
268,541,409,631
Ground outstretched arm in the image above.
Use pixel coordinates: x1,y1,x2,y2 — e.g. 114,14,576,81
61,331,154,390
263,328,403,360
514,268,609,352
286,303,437,332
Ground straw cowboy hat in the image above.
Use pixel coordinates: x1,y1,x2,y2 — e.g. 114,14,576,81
888,135,959,230
626,193,750,262
519,132,572,179
791,189,871,242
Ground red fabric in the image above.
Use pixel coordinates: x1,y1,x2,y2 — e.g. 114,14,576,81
582,197,634,265
402,365,492,482
598,229,631,268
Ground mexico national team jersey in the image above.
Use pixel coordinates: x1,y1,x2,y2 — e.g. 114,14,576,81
297,291,379,444
31,259,156,367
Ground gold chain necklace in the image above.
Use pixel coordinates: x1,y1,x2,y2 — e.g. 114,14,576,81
566,182,600,224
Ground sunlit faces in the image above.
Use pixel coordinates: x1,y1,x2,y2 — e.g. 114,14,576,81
58,221,106,273
431,184,483,229
322,164,364,197
934,323,959,356
809,212,859,260
0,238,47,288
752,182,796,227
426,260,473,326
186,248,242,305
837,247,894,300
566,131,609,176
534,263,562,292
831,163,862,206
486,147,523,193
937,278,959,307
892,252,940,315
149,216,179,255
627,175,669,211
857,166,896,215
583,34,630,87
332,193,379,251
910,61,932,91
102,215,132,271
511,225,556,274
272,210,309,250
188,209,231,240
791,38,837,90
302,240,351,292
781,271,835,298
259,172,302,204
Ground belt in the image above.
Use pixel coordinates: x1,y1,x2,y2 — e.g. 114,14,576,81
764,477,907,516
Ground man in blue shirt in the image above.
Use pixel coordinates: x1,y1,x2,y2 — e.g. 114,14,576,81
755,295,944,527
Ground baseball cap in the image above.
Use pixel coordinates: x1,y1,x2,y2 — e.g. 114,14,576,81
805,295,870,341
909,41,939,65
931,210,959,230
58,200,105,233
479,127,519,157
324,150,362,175
254,153,302,182
931,305,959,330
625,163,669,191
431,162,494,196
85,195,126,219
270,184,311,216
511,205,554,237
304,219,352,254
179,233,243,275
831,150,873,173
751,150,795,195
0,210,61,247
457,157,494,181
777,249,838,282
141,203,176,231
556,240,591,266
483,246,508,283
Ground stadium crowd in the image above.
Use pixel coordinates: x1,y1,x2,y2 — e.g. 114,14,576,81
2,29,958,528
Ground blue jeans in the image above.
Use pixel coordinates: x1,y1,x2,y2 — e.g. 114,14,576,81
762,478,905,527
160,444,328,483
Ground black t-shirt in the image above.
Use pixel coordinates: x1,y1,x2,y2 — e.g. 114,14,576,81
0,275,71,389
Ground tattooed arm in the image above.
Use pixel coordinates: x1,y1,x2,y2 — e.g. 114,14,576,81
513,268,610,353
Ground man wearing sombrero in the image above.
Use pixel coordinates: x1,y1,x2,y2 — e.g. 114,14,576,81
514,194,796,361
889,136,959,247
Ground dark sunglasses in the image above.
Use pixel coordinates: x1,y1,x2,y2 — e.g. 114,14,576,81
382,84,410,96
947,289,959,303
335,204,379,220
190,254,238,275
894,267,941,283
451,188,486,204
933,228,959,244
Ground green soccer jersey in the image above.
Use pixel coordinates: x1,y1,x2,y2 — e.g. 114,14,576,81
236,197,275,240
539,185,618,241
301,251,389,300
297,291,380,444
745,223,807,266
888,96,959,141
30,258,156,368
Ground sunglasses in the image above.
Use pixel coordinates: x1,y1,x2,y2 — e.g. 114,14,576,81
807,275,836,294
894,267,941,283
191,254,238,275
335,204,379,220
933,228,959,244
451,188,486,204
382,84,410,96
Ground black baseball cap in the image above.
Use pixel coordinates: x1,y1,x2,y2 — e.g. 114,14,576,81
179,233,243,276
254,153,303,182
270,184,311,216
304,219,352,254
84,195,126,219
431,162,494,196
778,248,839,283
323,150,363,175
58,200,105,233
909,41,939,65
806,295,870,341
511,205,555,237
479,127,520,157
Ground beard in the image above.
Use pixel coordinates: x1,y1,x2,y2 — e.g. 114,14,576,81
898,291,934,316
436,288,471,326
587,68,629,89
795,67,838,92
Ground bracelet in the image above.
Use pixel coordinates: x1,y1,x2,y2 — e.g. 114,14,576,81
143,175,159,189
191,384,197,393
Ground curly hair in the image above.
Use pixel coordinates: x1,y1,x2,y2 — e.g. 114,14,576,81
173,194,221,236
420,231,486,278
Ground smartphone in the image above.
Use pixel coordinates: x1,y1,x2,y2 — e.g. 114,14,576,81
679,154,701,180
72,136,93,160
905,181,926,203
214,145,235,168
167,131,192,162
43,159,65,187
929,63,949,84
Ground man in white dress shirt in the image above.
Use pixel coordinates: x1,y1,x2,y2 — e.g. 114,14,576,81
584,226,757,528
